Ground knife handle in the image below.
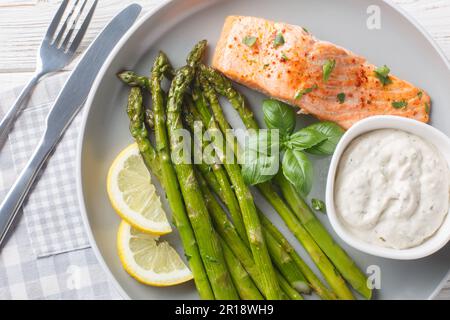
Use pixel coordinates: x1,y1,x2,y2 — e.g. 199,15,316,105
0,135,54,247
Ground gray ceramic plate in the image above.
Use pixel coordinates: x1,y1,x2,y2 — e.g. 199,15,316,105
77,0,450,300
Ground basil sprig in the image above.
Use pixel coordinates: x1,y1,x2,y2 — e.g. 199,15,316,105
242,130,280,186
283,149,313,196
262,99,296,138
285,128,327,150
304,122,344,155
241,99,344,196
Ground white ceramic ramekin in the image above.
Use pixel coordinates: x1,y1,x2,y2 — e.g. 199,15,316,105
326,115,450,260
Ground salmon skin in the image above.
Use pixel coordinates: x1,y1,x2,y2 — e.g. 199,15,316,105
212,16,430,129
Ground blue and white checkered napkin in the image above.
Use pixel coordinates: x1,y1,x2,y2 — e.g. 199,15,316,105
0,72,89,258
0,73,123,299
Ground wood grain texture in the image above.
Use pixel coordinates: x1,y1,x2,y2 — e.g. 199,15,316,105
0,0,449,299
0,0,160,71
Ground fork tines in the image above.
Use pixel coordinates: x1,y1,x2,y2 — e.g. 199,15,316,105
45,0,98,53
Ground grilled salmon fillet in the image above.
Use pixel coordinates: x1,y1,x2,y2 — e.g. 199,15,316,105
212,16,430,129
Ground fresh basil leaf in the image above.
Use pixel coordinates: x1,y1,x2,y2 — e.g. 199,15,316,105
294,84,318,100
262,99,296,137
374,65,392,86
242,151,278,185
305,122,344,155
392,100,408,109
337,92,346,104
322,59,336,82
274,32,285,47
243,36,257,47
245,129,280,154
242,131,279,185
285,128,327,150
282,149,313,196
311,198,326,213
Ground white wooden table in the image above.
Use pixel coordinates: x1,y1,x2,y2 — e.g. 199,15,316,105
0,0,449,299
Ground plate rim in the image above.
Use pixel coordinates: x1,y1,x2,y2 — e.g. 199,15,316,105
76,0,450,300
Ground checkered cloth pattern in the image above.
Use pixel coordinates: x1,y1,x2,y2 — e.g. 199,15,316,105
2,73,89,258
0,73,121,299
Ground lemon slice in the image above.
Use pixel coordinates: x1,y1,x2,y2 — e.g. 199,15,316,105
117,221,193,286
107,143,171,235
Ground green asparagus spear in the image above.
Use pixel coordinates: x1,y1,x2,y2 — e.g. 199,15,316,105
183,94,248,245
186,94,337,299
188,86,312,294
118,71,151,90
256,176,354,299
277,270,303,300
126,86,213,299
166,61,238,299
187,40,208,67
193,79,281,300
118,62,174,89
204,64,370,299
221,240,264,300
198,73,233,132
276,175,372,299
263,228,310,294
128,79,254,300
145,109,154,129
186,97,310,295
194,138,334,299
126,87,162,180
258,211,337,300
196,170,302,298
199,65,357,299
127,85,290,300
199,64,258,129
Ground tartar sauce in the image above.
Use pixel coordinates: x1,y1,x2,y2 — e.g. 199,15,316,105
335,129,450,249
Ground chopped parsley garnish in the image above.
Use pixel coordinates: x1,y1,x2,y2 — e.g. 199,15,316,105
294,84,318,100
417,91,423,99
281,52,289,61
337,93,346,104
302,27,309,33
374,65,392,86
311,199,326,213
242,36,257,47
392,100,408,109
425,102,430,114
274,32,285,47
322,59,336,82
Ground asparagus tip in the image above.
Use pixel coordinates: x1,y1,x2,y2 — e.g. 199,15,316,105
117,70,136,84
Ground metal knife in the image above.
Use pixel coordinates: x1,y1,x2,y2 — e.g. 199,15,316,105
0,4,142,248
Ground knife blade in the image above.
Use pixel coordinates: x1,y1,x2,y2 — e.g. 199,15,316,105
0,4,142,248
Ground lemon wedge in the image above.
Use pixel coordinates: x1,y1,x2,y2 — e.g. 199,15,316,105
117,221,193,286
107,143,171,235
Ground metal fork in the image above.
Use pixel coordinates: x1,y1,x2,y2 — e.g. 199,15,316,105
0,0,98,147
